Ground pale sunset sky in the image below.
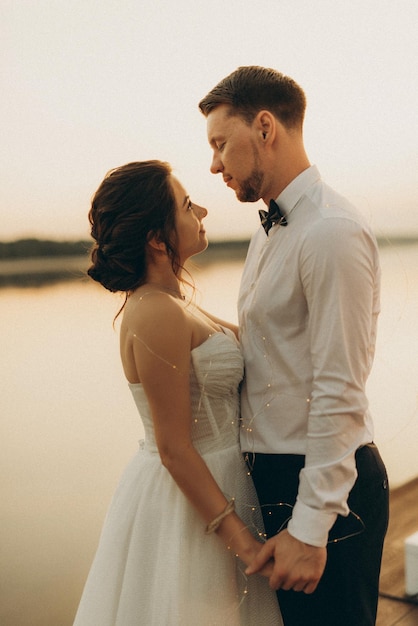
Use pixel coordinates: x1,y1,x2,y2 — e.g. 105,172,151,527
2,0,418,241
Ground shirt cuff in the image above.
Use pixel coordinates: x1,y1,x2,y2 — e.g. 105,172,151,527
287,499,338,547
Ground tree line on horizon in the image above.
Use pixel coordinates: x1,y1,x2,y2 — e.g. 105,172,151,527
0,238,91,259
0,237,252,260
0,234,416,261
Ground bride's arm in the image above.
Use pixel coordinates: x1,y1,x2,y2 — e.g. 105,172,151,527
128,295,264,567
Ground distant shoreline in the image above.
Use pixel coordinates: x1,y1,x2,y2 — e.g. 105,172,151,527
1,236,417,287
0,240,251,287
1,234,418,258
0,255,90,287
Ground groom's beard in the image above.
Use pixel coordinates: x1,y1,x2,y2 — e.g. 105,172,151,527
235,145,264,203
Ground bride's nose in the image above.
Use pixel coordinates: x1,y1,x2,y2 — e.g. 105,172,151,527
194,204,208,219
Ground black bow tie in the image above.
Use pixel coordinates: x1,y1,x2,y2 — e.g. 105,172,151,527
259,199,288,235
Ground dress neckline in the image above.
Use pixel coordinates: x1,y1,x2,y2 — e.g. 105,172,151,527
127,330,236,389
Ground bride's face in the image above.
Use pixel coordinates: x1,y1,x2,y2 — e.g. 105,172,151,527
170,176,208,262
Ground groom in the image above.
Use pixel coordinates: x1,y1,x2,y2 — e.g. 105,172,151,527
198,66,389,625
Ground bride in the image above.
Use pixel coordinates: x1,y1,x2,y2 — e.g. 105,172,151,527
73,160,282,625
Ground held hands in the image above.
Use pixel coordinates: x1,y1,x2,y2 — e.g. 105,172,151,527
239,537,275,579
245,529,327,594
215,514,275,578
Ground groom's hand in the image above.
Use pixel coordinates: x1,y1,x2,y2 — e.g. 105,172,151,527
245,529,327,594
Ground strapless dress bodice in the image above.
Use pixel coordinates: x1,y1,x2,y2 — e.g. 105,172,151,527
129,331,244,454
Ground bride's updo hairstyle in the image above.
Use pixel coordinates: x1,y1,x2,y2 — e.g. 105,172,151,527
88,160,179,293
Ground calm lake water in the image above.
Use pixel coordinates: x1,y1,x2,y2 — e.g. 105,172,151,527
1,244,418,626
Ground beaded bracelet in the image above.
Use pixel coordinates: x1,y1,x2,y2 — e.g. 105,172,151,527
205,499,235,534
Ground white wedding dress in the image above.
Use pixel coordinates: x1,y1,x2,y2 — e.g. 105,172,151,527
73,330,282,625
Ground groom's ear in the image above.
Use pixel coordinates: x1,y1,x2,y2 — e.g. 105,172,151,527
254,110,277,146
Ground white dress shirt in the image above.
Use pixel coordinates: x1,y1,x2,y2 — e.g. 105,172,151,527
238,165,380,546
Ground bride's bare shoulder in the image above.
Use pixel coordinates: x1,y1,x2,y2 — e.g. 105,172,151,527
122,290,188,337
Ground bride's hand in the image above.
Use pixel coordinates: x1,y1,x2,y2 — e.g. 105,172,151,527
215,512,275,578
249,540,275,578
234,534,275,578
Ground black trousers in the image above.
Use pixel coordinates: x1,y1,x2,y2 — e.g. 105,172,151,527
248,444,389,626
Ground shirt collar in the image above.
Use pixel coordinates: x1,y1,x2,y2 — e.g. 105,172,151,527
275,165,321,218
